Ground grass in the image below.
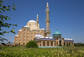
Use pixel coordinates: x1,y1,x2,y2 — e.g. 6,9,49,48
0,46,84,57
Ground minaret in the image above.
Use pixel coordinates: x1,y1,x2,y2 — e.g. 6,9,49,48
46,2,50,36
36,14,39,29
36,14,39,24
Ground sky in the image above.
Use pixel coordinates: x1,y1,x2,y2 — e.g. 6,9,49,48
4,0,84,43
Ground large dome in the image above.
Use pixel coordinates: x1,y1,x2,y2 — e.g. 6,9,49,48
27,19,40,30
28,20,36,23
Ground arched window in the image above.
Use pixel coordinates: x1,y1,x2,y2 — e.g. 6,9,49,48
47,41,49,46
29,24,31,26
59,40,61,46
40,43,41,46
23,43,25,45
18,43,20,45
43,41,45,46
51,41,53,46
64,42,65,46
54,42,56,46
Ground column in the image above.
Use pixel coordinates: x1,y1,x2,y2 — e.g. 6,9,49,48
49,41,51,46
45,41,47,46
38,42,40,47
53,41,55,46
61,40,64,46
41,41,43,46
58,40,59,46
65,42,67,46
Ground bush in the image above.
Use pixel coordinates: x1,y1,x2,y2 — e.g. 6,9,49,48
74,43,84,46
26,40,38,48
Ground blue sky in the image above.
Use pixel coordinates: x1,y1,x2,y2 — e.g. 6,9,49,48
5,0,84,43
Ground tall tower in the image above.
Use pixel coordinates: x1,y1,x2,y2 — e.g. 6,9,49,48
36,14,39,29
46,2,50,36
36,14,39,24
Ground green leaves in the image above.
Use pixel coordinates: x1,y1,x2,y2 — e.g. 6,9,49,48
12,4,16,11
0,0,3,4
0,15,8,20
0,0,17,36
10,29,15,34
13,24,17,26
3,31,9,33
3,6,6,9
0,32,3,35
26,40,38,48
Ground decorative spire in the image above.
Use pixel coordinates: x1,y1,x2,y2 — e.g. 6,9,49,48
37,13,39,19
46,2,49,11
36,13,39,24
46,2,49,7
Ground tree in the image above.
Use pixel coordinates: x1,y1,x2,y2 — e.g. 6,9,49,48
74,43,84,46
26,40,38,48
0,0,17,42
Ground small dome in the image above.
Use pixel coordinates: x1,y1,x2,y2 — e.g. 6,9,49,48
54,30,61,34
28,20,36,23
35,34,44,38
15,35,18,37
19,29,22,31
24,25,29,27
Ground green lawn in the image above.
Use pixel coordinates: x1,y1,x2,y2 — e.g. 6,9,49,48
0,46,84,57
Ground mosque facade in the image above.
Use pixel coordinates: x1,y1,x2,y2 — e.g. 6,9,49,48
14,2,74,47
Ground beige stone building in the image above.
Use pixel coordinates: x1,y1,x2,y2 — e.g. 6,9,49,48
35,33,74,47
14,19,46,45
14,2,74,47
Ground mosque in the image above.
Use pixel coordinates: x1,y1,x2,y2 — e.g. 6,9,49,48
14,2,74,47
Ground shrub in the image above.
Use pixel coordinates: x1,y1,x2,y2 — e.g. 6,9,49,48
74,43,84,46
26,40,38,48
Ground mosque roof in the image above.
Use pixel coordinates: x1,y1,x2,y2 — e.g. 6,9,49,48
28,20,36,23
35,34,44,38
64,38,72,40
35,38,56,41
35,38,74,42
64,40,74,42
64,38,74,42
